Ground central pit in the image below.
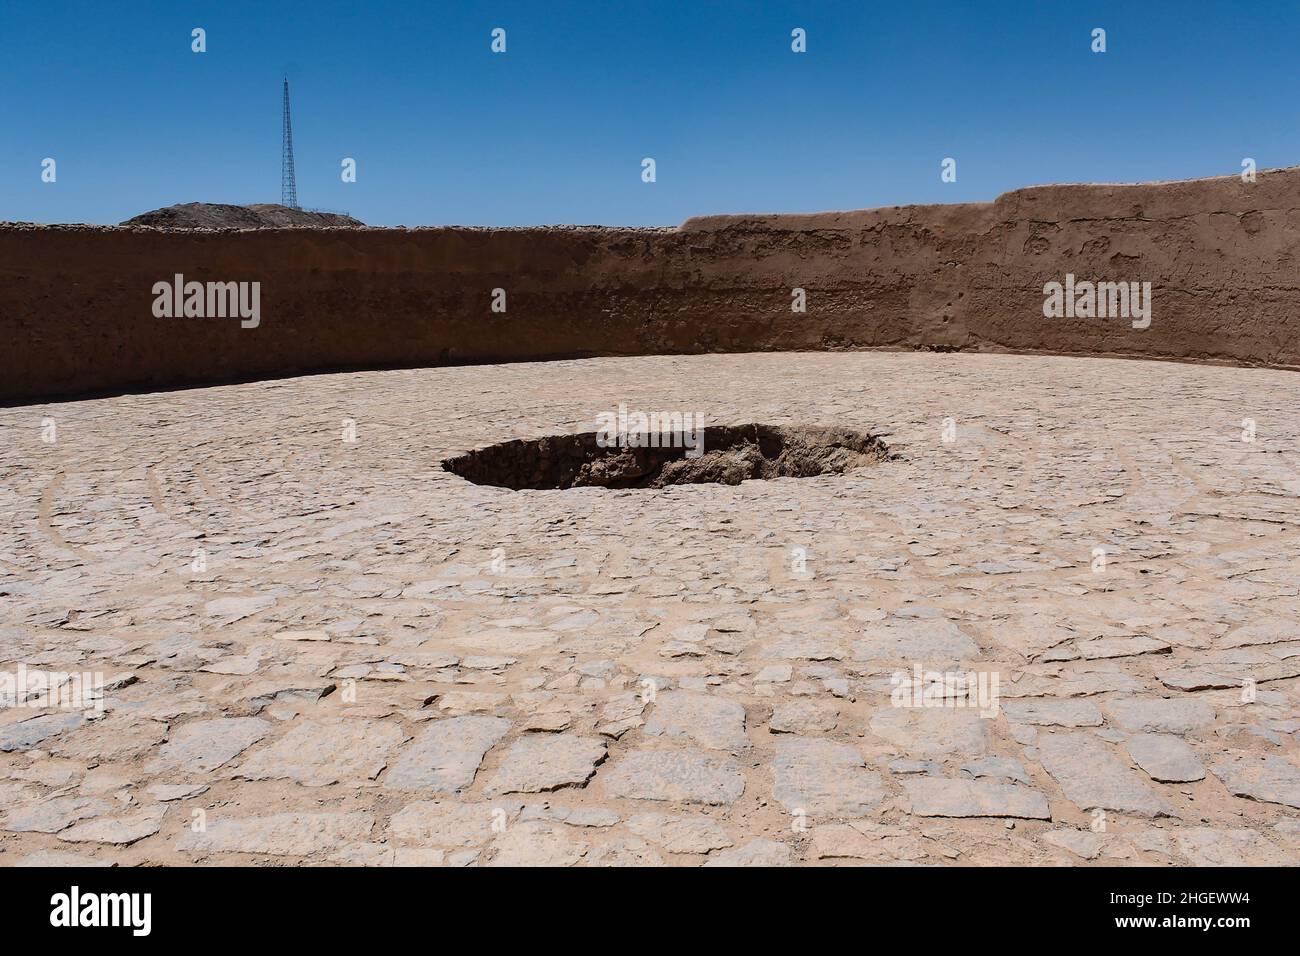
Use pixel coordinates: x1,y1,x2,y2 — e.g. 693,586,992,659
441,423,892,490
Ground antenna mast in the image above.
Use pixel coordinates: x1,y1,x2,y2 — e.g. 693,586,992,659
281,77,299,209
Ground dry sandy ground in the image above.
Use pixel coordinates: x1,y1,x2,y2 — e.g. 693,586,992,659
1,352,1298,866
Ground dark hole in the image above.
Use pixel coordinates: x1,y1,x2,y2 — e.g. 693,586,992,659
441,423,891,490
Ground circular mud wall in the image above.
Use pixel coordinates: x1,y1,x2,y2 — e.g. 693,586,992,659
3,167,1299,401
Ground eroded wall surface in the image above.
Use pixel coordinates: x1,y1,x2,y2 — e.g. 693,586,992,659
3,168,1297,401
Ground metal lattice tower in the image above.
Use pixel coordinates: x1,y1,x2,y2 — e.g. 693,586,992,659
281,77,299,209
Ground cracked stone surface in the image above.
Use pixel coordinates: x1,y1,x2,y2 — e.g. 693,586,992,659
868,707,991,757
1,352,1299,866
642,691,748,752
772,737,886,817
625,812,733,853
601,747,745,805
1036,731,1171,817
145,717,270,774
1210,754,1300,809
1126,733,1206,783
486,734,607,794
383,716,510,793
1003,699,1103,728
235,718,407,787
901,777,1051,819
769,699,840,735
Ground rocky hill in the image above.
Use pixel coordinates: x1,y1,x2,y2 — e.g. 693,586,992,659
121,202,363,229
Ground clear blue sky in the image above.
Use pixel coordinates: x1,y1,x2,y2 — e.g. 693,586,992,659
1,0,1293,226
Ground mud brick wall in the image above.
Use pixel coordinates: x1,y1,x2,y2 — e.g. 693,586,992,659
3,168,1297,402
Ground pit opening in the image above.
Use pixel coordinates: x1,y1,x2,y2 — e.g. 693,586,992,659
441,423,890,490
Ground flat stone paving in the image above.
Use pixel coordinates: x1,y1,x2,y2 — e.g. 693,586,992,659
1,351,1298,866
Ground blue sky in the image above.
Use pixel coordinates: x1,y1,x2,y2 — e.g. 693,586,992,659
1,1,1294,226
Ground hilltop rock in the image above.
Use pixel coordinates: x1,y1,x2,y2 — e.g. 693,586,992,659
121,202,363,229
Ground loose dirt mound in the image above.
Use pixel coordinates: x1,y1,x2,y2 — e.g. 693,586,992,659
442,424,891,490
120,202,363,229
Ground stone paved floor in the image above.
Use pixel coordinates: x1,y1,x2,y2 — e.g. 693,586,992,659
1,352,1298,866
